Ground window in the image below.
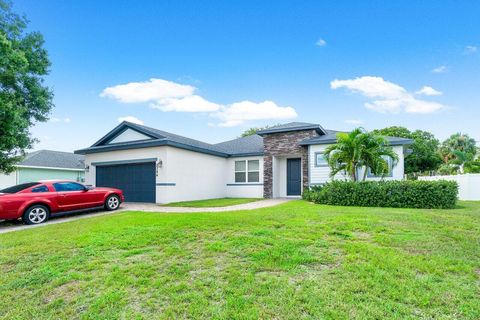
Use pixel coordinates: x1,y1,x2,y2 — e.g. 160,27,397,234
367,156,394,178
247,160,260,182
31,185,49,193
0,182,40,194
53,182,86,192
235,160,260,183
235,160,246,183
315,152,328,167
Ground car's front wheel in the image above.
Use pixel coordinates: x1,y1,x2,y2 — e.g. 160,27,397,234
23,205,50,225
105,195,121,211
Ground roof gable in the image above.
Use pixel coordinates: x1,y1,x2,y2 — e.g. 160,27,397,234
91,122,162,147
108,128,153,144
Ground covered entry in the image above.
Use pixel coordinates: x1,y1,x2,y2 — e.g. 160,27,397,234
95,161,156,203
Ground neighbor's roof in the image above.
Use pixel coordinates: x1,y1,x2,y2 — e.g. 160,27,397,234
299,133,414,146
256,122,327,136
19,150,85,170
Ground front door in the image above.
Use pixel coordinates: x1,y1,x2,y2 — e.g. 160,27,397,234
287,158,301,196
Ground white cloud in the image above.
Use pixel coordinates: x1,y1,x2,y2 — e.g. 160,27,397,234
49,117,71,123
316,38,327,47
102,78,299,126
101,78,220,113
345,119,363,125
401,98,445,114
331,76,446,114
118,116,144,125
415,86,442,96
432,65,447,73
151,95,221,112
212,100,298,127
101,78,195,103
465,45,478,54
331,76,405,99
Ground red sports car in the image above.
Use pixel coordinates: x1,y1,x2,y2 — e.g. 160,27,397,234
0,180,124,225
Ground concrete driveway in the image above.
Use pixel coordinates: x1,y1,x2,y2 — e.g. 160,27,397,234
0,198,293,234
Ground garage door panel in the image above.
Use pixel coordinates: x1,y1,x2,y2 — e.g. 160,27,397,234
96,162,155,203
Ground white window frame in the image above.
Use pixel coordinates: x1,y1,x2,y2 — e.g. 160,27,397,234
234,160,260,183
314,152,328,167
367,156,394,178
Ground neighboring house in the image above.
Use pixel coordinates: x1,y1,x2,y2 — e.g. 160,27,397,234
0,150,85,189
75,121,413,203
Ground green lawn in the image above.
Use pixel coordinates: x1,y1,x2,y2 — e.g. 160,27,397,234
1,201,479,319
162,197,261,207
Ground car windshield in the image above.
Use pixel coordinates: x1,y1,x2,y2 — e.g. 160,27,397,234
0,182,40,194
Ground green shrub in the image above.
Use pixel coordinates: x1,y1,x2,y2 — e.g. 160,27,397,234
303,180,458,209
302,185,323,202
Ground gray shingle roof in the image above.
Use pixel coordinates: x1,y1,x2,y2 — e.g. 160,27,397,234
75,122,232,157
214,134,264,156
256,122,327,135
20,150,85,170
299,133,414,146
131,123,228,155
75,121,413,157
265,122,318,130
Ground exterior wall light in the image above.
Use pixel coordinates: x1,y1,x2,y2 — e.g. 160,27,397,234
156,160,163,176
85,165,90,173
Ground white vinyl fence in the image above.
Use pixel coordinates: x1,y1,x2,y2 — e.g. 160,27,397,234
419,174,480,201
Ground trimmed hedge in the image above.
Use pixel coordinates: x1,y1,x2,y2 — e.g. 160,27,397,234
303,180,458,209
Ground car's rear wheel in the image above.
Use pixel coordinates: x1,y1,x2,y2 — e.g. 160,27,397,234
23,205,50,225
105,194,121,211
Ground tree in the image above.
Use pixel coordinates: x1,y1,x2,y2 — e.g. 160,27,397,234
373,126,442,175
438,133,477,175
439,133,477,163
240,124,280,137
0,0,53,173
464,160,480,173
324,128,399,182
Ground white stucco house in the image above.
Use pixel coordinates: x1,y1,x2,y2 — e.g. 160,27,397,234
74,121,413,203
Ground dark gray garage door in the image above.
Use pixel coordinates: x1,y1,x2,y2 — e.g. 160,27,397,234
96,162,156,203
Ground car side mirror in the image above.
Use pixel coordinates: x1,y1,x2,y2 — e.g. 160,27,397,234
84,185,94,191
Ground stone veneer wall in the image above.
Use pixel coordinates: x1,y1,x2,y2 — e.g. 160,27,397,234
263,129,319,198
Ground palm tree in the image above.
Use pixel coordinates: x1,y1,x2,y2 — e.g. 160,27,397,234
439,133,477,163
359,132,399,181
450,150,473,174
438,133,477,175
324,128,399,182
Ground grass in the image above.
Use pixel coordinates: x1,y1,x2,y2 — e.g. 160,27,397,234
1,201,479,319
162,197,261,207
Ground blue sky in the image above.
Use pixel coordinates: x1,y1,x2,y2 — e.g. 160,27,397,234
13,0,480,151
